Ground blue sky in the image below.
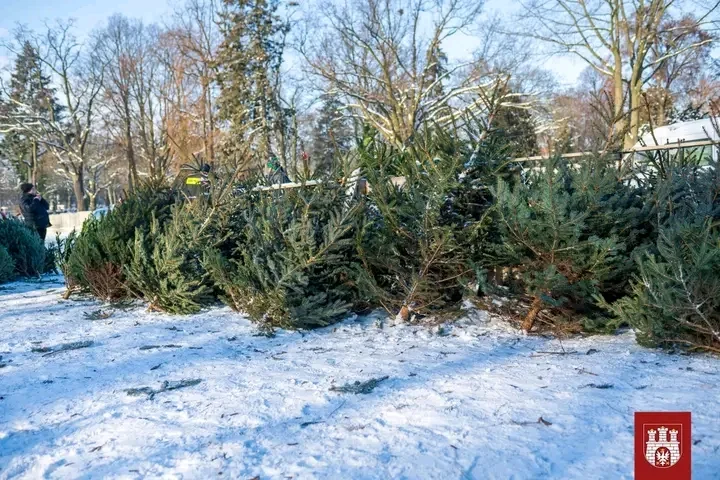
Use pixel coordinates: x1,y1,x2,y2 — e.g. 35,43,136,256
0,0,585,85
0,0,172,34
0,0,172,72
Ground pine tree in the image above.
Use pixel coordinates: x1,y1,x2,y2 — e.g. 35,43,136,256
204,176,367,330
490,157,632,332
601,151,720,353
422,45,448,103
604,220,720,353
417,44,450,126
0,245,16,284
0,41,62,188
64,186,177,300
109,164,242,311
489,94,538,159
125,209,215,314
447,114,523,292
357,126,474,321
309,93,353,174
215,0,289,164
0,220,45,278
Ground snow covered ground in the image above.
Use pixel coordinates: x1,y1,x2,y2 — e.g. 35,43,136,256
1,277,718,479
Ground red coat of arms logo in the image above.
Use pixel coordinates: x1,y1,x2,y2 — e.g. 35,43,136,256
635,412,691,480
643,424,682,467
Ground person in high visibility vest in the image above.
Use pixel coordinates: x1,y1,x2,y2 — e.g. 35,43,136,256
184,164,212,197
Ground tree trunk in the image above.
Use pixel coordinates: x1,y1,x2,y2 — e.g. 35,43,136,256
612,54,625,149
207,83,215,164
625,56,646,150
31,140,38,185
72,171,87,212
398,304,410,322
124,98,138,191
202,77,216,165
627,84,642,150
522,296,543,333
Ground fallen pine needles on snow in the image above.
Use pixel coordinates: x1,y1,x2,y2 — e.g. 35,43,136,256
32,340,94,357
83,309,113,321
511,416,553,427
580,383,614,389
330,376,389,394
124,379,203,399
139,344,183,350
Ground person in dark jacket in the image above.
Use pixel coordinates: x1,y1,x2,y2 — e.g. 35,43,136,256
19,183,51,241
267,156,290,184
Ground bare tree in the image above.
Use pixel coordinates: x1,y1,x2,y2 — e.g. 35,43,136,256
642,15,715,125
515,0,719,149
545,69,617,153
131,24,166,174
94,15,145,190
300,0,493,147
166,0,222,165
63,138,118,211
0,21,105,211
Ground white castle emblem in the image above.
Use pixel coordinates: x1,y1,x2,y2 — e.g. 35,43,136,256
644,425,681,468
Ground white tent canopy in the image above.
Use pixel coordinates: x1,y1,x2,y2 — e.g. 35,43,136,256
632,118,720,163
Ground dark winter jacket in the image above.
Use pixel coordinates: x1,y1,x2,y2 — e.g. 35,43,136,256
268,166,291,185
19,193,51,229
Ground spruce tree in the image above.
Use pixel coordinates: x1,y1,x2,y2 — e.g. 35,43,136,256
0,220,45,278
601,151,720,353
64,186,178,300
605,220,720,353
309,93,353,174
489,94,538,159
357,126,474,321
422,45,449,108
204,175,367,330
490,157,633,332
0,41,62,187
0,245,16,284
125,209,215,314
216,0,289,164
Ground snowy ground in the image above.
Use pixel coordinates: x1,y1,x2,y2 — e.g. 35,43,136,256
1,277,718,479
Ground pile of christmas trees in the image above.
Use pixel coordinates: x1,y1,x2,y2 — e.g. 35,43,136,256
0,217,51,284
60,125,719,354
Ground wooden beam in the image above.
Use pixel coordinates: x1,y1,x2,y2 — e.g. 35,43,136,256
513,151,615,162
253,178,369,193
253,179,326,191
253,139,720,193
